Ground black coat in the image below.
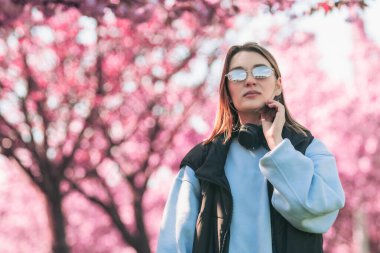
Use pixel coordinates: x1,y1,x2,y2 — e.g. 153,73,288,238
180,127,323,253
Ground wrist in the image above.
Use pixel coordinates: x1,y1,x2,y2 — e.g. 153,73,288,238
266,136,283,150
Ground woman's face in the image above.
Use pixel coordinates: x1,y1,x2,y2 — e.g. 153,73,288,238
227,51,282,114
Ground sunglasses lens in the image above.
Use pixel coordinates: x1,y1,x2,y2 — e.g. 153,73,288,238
227,69,247,81
252,66,273,78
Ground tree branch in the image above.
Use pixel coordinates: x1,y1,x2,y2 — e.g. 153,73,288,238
64,175,138,248
7,150,46,194
56,54,105,177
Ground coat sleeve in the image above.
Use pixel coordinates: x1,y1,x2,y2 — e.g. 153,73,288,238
259,138,345,233
156,166,201,253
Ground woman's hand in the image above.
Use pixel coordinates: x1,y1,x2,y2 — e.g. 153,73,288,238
259,99,285,150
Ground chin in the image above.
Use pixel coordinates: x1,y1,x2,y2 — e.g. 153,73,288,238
237,101,265,112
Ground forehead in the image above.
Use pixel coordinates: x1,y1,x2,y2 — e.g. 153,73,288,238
229,51,270,69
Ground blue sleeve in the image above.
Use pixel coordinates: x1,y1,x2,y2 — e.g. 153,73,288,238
156,166,200,253
259,138,345,233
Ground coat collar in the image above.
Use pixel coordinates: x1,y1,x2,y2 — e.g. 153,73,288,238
195,135,232,191
195,126,313,190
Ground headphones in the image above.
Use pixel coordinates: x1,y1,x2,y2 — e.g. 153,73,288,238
231,96,281,150
237,123,268,150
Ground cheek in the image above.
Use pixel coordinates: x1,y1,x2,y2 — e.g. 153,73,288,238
227,83,239,100
262,81,277,96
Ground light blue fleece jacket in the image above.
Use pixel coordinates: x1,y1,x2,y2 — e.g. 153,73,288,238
156,138,345,253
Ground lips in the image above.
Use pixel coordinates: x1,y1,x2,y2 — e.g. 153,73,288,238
243,90,261,97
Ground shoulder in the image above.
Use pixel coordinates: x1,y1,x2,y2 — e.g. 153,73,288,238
180,141,210,171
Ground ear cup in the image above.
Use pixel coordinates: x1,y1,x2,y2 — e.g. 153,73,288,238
238,124,268,150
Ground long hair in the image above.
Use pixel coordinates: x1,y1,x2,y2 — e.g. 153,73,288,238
204,42,308,144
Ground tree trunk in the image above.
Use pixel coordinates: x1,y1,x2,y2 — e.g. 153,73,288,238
133,192,151,253
134,237,151,253
47,188,70,253
353,207,370,253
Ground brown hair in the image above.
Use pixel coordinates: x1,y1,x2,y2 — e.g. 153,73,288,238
204,42,308,144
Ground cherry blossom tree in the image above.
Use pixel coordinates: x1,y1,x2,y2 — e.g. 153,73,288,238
0,3,230,253
325,15,380,253
0,0,369,28
0,1,376,253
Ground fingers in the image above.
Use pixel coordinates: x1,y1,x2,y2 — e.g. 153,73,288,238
260,106,276,122
265,99,282,108
258,99,285,124
266,100,285,114
261,99,286,147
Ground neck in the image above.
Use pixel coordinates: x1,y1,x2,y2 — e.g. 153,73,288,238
239,111,261,125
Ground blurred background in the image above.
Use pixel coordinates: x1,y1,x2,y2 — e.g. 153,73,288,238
0,1,379,253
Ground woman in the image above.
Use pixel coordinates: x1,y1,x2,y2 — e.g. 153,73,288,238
156,42,345,253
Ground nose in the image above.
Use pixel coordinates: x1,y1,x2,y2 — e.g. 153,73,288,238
245,73,256,86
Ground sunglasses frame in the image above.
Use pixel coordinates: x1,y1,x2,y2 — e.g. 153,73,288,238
225,65,275,82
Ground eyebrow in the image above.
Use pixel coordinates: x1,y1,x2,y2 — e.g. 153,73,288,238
229,63,268,71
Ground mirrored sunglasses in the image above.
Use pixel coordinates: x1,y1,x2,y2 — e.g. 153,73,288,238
225,65,274,82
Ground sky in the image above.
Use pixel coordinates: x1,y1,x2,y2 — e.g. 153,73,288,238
228,1,380,87
297,0,380,86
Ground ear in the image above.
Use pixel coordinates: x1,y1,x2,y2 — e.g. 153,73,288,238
274,77,282,96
